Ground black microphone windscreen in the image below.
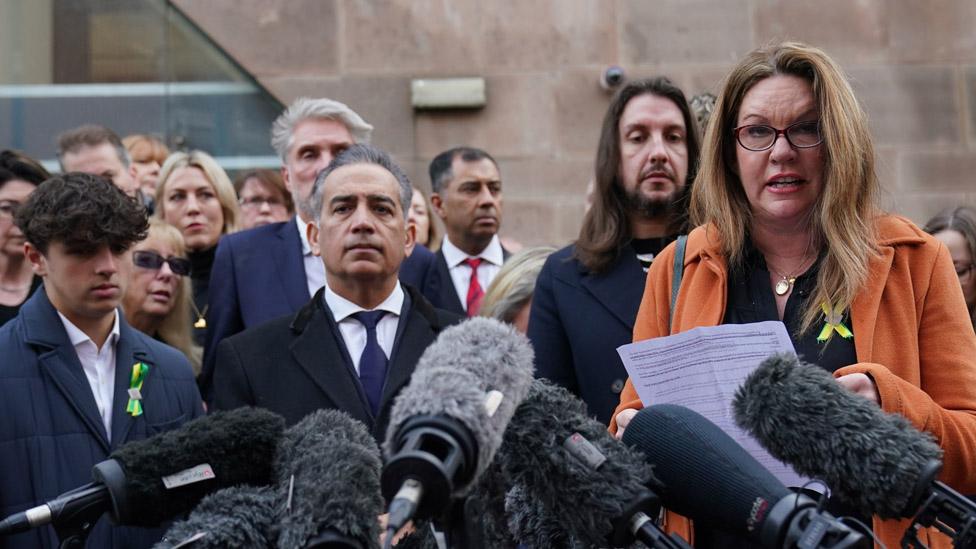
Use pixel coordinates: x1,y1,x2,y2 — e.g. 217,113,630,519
275,409,383,549
152,485,276,548
384,317,534,495
622,404,791,538
110,407,286,526
732,353,943,518
463,458,517,548
499,380,660,548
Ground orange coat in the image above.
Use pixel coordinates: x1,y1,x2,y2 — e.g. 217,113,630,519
611,215,976,548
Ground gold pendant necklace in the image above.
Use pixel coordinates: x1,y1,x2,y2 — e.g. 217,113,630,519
774,276,796,296
770,253,815,297
191,300,209,329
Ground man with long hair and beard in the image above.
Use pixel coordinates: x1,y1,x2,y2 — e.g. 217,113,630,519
528,77,700,424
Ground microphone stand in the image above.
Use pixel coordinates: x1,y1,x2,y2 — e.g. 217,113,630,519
903,490,976,548
48,483,106,549
901,462,976,548
614,491,694,549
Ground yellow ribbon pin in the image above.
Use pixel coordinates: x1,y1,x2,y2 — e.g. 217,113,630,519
817,303,853,342
126,362,150,417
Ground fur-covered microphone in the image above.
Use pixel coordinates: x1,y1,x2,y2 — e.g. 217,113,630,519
0,407,285,537
622,404,865,548
493,380,690,549
152,485,277,548
381,318,534,534
274,409,384,549
733,353,976,547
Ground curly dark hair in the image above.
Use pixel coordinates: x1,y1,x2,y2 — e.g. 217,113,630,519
15,172,148,255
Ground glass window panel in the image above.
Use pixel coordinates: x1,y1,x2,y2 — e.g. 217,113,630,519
0,0,282,171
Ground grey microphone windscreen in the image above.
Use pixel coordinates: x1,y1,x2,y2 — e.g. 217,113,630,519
274,409,383,549
732,353,943,518
498,380,660,548
384,317,534,496
152,485,276,548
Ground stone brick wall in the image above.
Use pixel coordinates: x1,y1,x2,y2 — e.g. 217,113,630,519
174,0,976,246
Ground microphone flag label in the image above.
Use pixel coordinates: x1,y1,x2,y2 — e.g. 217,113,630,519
161,463,216,489
483,390,504,417
563,432,607,470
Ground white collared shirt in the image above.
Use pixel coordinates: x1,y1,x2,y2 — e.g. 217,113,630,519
297,215,326,298
324,282,404,374
58,310,121,440
441,235,504,312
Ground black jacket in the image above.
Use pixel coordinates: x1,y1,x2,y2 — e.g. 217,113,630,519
212,285,461,440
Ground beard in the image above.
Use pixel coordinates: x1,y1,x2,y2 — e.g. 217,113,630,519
624,183,685,220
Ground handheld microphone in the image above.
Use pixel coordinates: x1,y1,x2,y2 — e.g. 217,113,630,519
733,353,976,547
152,485,277,548
622,404,865,548
0,407,285,536
275,409,383,549
381,318,534,532
495,380,690,549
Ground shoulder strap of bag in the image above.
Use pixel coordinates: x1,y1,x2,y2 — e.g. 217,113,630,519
669,235,688,333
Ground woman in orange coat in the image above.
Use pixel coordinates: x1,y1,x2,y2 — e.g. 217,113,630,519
611,42,976,549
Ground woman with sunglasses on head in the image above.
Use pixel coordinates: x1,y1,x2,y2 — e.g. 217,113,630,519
154,150,240,346
0,150,50,327
610,42,976,548
925,206,976,331
123,219,202,373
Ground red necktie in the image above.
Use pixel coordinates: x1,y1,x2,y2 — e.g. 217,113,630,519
464,258,484,317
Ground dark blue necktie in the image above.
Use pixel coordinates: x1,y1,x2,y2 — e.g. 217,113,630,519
351,310,389,417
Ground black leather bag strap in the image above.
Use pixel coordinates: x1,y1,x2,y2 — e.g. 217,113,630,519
669,235,688,333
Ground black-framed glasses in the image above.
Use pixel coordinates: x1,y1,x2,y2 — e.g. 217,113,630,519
133,250,192,276
0,200,20,220
733,120,823,151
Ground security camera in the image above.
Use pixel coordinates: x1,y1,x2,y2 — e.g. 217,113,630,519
600,66,626,91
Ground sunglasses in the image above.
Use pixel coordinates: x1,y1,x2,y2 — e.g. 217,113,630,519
133,250,191,276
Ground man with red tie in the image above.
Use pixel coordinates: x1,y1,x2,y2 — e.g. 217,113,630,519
423,147,509,316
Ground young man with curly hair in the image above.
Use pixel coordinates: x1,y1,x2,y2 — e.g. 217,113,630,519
0,173,203,549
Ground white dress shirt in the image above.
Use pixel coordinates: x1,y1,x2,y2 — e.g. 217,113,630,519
297,215,326,298
324,281,404,374
58,310,121,440
441,234,504,312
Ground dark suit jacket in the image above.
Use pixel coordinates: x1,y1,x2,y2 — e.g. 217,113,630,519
0,289,204,549
527,243,646,424
200,217,434,401
422,247,511,316
211,285,461,440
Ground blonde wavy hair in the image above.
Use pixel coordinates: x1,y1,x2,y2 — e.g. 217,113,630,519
691,42,880,334
129,219,202,373
153,150,241,238
480,247,556,325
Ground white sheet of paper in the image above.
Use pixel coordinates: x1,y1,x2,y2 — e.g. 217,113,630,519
617,320,813,489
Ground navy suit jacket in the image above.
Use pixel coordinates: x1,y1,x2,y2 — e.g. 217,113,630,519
0,289,203,549
527,243,647,424
211,285,461,440
200,217,434,401
422,248,511,316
